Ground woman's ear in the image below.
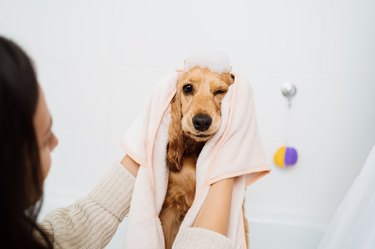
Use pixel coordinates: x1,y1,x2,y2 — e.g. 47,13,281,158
167,94,184,172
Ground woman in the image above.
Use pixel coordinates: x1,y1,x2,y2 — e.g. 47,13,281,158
0,36,235,249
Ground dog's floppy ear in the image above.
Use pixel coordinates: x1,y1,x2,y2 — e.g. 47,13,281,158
167,93,184,172
230,73,235,83
220,72,235,86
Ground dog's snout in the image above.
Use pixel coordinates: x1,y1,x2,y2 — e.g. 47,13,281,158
192,114,212,131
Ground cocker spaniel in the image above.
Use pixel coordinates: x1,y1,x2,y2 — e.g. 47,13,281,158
159,66,248,249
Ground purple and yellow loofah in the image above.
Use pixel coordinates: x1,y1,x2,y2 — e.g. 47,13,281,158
274,146,298,168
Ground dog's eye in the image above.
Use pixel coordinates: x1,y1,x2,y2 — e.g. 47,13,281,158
183,84,193,94
214,89,227,95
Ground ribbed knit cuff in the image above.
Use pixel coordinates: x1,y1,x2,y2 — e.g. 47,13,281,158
173,227,234,249
88,161,135,221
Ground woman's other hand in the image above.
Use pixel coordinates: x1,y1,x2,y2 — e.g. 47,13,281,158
120,155,140,177
193,178,234,236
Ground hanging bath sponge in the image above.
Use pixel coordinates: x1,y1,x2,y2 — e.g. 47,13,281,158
274,145,298,168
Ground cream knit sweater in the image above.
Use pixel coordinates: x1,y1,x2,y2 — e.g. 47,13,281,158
39,162,234,249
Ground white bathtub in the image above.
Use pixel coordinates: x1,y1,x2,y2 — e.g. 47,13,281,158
107,215,326,249
248,215,326,249
106,214,326,249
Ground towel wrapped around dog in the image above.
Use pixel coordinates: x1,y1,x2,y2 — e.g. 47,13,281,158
122,71,271,249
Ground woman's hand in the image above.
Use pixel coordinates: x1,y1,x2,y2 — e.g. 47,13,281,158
121,153,234,235
193,178,234,236
120,155,140,177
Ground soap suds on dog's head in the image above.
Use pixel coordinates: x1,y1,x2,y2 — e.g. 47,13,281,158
184,51,232,73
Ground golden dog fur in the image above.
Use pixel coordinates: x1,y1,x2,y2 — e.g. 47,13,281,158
159,67,249,249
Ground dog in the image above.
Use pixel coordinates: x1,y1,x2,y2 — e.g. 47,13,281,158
159,66,249,249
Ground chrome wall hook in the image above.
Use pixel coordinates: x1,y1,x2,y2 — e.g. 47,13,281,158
281,82,297,108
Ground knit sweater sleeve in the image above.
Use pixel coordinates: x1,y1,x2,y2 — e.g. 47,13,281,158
39,162,135,249
173,227,235,249
39,162,234,249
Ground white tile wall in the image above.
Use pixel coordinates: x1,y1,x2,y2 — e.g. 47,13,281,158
1,0,374,248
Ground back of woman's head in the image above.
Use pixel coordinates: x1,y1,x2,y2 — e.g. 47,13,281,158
0,36,52,248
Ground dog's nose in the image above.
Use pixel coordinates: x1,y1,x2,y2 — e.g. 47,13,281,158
192,114,212,131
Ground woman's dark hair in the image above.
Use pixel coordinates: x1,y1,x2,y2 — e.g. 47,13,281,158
0,36,53,248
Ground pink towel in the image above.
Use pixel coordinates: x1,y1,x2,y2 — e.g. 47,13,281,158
122,71,271,249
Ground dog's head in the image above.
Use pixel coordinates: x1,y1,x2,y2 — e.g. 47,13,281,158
167,66,234,171
176,66,234,141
